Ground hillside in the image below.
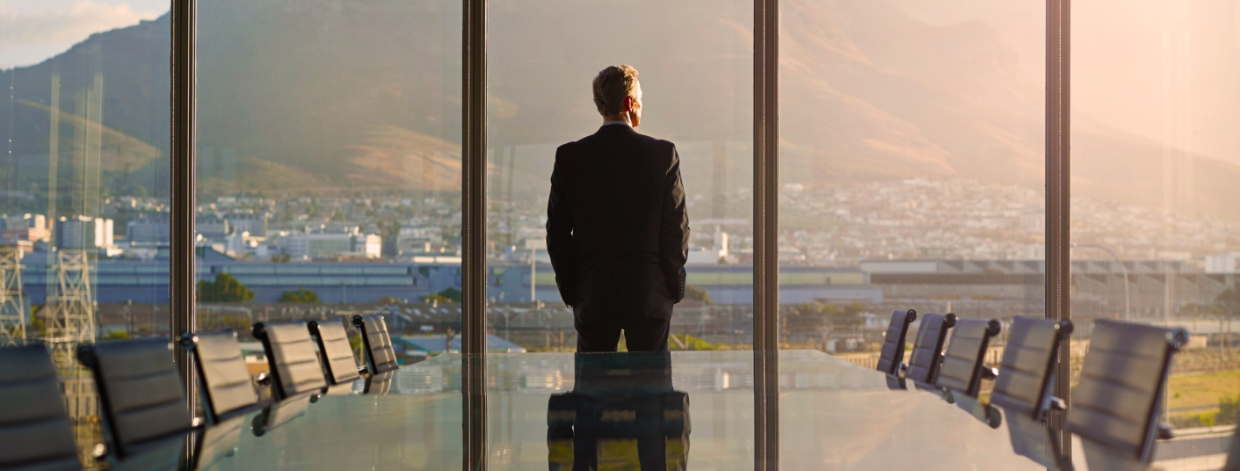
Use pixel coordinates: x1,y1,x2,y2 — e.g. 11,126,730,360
2,0,1239,223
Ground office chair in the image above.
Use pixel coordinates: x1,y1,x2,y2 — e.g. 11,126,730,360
178,331,259,424
904,312,956,385
352,314,399,374
1065,319,1189,463
935,318,1001,397
251,321,328,400
989,316,1073,420
308,318,362,385
876,309,916,376
0,344,82,471
76,339,194,459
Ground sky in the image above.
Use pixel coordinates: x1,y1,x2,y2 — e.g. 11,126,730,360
892,0,1240,166
0,0,169,69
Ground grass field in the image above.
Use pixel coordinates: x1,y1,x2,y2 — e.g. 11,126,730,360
1169,370,1240,410
1167,369,1240,427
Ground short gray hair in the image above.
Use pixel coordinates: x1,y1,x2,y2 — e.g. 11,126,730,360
592,65,639,116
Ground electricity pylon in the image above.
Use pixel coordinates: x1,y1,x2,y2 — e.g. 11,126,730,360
0,246,26,346
44,249,95,364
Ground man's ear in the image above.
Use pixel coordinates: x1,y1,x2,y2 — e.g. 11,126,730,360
623,95,635,112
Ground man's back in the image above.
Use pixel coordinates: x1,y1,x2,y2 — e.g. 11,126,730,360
546,124,689,351
553,126,678,261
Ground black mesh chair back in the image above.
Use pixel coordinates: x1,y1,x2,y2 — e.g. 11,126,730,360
905,312,956,385
179,331,259,424
936,318,1001,397
1065,319,1188,463
0,344,82,471
876,309,916,375
252,322,327,400
352,314,399,374
76,339,194,459
308,319,361,384
990,316,1072,418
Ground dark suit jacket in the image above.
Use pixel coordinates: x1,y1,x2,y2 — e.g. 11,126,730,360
546,124,689,320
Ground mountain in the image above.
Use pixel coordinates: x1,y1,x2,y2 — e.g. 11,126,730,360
2,0,1239,224
0,14,170,209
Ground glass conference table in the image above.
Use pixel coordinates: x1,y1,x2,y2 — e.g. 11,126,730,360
112,350,1199,471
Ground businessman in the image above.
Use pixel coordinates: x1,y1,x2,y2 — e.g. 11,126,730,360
546,64,690,352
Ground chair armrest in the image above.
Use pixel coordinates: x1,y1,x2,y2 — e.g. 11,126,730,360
981,367,998,380
940,388,956,404
92,443,108,462
1158,424,1174,440
177,332,198,351
1048,396,1067,412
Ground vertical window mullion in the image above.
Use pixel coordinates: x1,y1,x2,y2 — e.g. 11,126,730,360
462,0,488,468
170,0,198,416
1045,0,1072,455
753,0,779,469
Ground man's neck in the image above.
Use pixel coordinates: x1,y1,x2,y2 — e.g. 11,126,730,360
601,115,632,127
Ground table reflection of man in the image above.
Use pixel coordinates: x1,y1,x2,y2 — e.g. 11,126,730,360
547,353,691,471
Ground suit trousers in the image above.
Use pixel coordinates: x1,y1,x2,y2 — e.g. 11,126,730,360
574,312,670,353
570,260,674,353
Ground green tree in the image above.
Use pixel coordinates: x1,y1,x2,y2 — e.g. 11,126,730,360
278,288,321,303
420,287,462,304
198,273,255,303
684,285,713,304
669,333,721,351
1218,393,1240,425
1217,285,1240,314
787,301,866,346
1216,285,1240,352
29,306,48,338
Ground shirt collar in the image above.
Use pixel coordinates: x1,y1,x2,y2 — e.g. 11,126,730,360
602,120,631,127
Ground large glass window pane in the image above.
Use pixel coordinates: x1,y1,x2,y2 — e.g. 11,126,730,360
777,0,1045,465
487,0,754,468
196,0,462,465
1,0,171,461
1072,0,1240,432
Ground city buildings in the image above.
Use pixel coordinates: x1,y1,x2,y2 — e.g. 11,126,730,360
53,216,114,251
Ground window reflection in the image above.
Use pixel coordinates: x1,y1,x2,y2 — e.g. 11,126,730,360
776,0,1044,378
1071,0,1240,432
1,1,171,461
486,0,754,353
195,0,463,390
